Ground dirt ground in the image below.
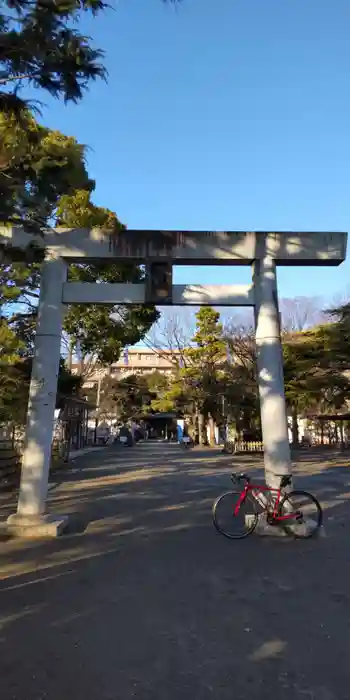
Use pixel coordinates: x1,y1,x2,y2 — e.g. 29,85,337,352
1,442,350,700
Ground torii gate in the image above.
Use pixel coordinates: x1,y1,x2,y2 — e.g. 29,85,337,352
1,227,347,536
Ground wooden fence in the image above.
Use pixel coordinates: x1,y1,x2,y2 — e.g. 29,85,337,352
0,438,71,493
222,440,264,454
234,441,264,454
0,440,22,491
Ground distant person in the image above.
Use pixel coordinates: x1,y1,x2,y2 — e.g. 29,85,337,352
176,423,183,442
119,424,133,446
97,421,109,444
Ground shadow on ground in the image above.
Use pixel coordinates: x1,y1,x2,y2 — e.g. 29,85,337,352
1,442,350,700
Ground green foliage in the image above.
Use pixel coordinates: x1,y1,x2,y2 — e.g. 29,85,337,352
60,191,159,364
57,359,83,397
0,0,179,115
0,0,103,237
0,319,27,423
0,0,181,236
327,301,350,323
283,327,350,415
98,371,167,422
150,306,350,444
0,0,106,110
0,318,24,363
317,310,350,371
185,306,224,359
151,308,227,442
65,297,158,365
56,189,118,230
2,190,160,363
149,379,185,415
0,0,179,426
0,317,27,423
147,369,178,413
0,110,94,234
0,367,27,425
181,308,226,416
0,254,42,353
222,325,260,436
0,341,81,425
83,304,350,441
224,315,350,440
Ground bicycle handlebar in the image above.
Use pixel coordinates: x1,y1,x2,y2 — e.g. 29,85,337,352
231,472,292,489
231,472,250,484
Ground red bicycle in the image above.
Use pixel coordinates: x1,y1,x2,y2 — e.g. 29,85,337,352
213,472,323,539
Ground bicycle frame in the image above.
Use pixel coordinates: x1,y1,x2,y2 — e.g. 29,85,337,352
235,482,297,522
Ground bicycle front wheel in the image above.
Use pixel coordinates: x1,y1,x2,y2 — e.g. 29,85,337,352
278,490,323,538
212,491,259,539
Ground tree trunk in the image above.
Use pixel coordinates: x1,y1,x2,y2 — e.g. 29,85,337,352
193,404,199,445
198,412,205,446
208,414,215,446
292,406,299,447
67,342,73,371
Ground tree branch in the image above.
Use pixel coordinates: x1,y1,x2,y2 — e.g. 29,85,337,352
0,72,38,85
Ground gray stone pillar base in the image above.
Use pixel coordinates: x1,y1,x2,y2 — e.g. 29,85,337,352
246,513,288,537
246,513,326,538
4,513,69,538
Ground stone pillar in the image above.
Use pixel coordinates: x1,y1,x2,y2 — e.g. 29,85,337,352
253,256,292,488
7,254,68,537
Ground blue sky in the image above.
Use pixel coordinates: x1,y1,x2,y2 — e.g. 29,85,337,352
37,0,350,300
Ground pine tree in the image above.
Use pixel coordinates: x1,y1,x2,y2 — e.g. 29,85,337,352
0,110,94,236
154,308,226,445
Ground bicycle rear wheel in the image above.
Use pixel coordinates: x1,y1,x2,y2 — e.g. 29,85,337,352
212,491,258,539
278,490,323,538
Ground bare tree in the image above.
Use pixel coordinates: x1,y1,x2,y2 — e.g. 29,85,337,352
223,308,254,330
144,308,195,368
223,318,256,374
325,287,350,321
279,296,325,333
